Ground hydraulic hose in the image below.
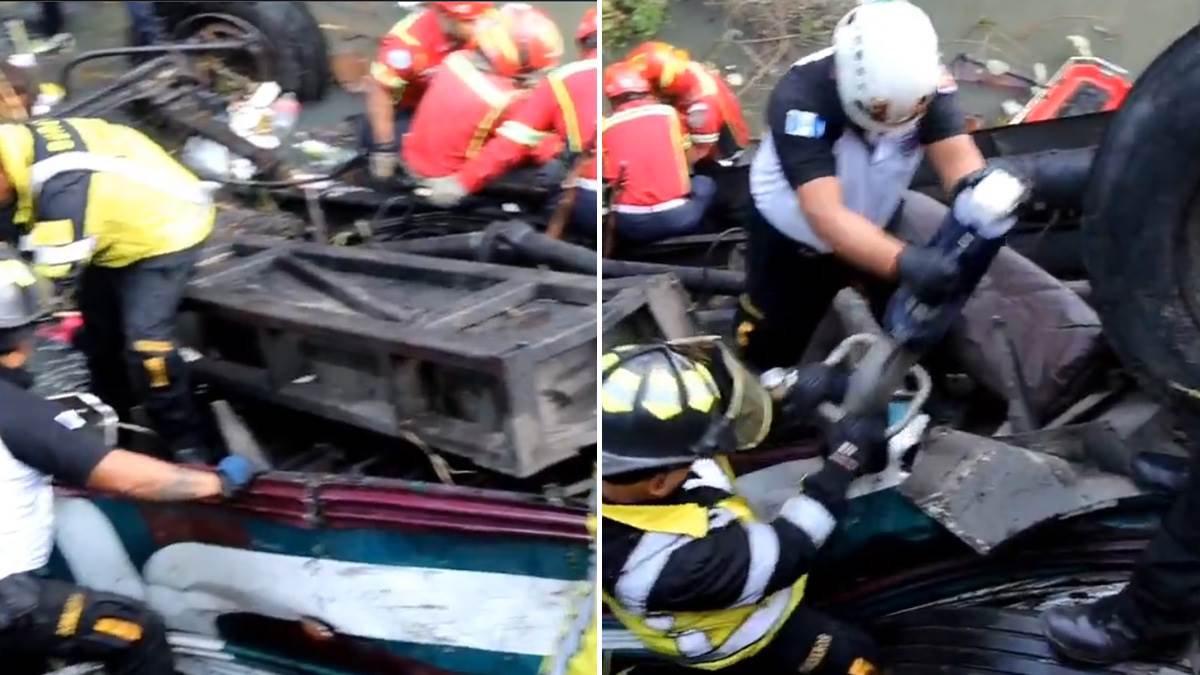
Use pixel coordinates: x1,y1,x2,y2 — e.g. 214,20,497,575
388,221,747,295
990,147,1095,210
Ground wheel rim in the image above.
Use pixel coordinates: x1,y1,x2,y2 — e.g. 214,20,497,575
171,12,275,98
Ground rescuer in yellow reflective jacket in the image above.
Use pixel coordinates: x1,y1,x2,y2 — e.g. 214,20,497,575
601,339,889,674
0,117,215,461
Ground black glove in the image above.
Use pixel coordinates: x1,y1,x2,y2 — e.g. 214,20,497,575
825,411,889,477
896,244,958,304
216,455,267,498
949,166,992,204
780,363,849,422
801,411,888,521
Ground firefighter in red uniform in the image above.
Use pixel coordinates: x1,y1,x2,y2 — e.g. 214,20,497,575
364,1,496,180
626,41,751,169
414,4,566,204
603,63,716,245
424,7,598,232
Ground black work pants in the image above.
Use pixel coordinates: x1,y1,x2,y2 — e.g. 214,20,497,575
622,605,882,675
76,244,204,456
735,200,892,372
724,604,883,674
1,574,174,675
1118,450,1200,638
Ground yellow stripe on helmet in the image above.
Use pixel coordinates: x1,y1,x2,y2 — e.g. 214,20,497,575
601,367,642,414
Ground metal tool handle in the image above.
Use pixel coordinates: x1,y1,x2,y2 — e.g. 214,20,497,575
819,333,933,438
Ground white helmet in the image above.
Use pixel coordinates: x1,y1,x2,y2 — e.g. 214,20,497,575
833,0,942,134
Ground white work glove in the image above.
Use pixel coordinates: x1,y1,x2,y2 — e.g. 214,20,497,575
423,176,469,208
951,166,1029,237
368,151,397,180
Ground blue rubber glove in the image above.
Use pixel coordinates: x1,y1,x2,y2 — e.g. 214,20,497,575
216,455,266,498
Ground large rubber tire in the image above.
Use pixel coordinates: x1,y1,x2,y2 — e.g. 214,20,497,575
1084,26,1200,410
610,608,1191,674
876,608,1192,674
152,1,329,102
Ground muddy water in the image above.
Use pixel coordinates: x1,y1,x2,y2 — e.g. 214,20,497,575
643,0,1199,132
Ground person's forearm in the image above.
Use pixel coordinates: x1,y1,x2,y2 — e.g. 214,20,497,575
927,134,986,194
365,80,398,146
87,449,223,501
808,202,906,279
686,144,710,166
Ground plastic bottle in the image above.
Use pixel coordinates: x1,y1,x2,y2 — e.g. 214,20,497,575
271,93,301,140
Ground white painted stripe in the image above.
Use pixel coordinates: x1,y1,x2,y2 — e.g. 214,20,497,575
54,498,576,657
142,543,576,656
777,493,836,546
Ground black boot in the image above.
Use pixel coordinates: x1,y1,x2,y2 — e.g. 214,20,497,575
1041,595,1189,665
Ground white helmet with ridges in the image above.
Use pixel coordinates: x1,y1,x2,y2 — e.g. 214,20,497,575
833,0,942,134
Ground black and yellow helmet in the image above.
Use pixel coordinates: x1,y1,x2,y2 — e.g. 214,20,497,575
601,337,773,477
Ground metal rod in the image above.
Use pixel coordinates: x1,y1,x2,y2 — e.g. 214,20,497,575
274,254,418,323
59,40,252,93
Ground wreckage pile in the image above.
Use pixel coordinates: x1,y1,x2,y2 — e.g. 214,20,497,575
17,6,1200,673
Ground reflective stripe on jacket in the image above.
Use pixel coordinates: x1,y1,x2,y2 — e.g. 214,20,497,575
602,102,691,207
602,457,820,670
458,57,598,192
678,63,750,162
371,10,457,109
401,51,522,179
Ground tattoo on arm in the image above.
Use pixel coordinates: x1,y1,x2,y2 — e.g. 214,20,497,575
86,450,222,501
151,467,219,501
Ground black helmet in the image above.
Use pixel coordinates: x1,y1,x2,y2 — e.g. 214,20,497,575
601,337,774,478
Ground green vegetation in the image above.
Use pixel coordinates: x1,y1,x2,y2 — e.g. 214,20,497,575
603,0,670,53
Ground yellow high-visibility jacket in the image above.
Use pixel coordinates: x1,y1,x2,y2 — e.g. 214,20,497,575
0,118,214,278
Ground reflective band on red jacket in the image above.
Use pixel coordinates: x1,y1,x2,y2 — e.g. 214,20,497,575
676,63,750,162
457,58,597,192
370,10,457,110
402,51,521,179
603,101,691,207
